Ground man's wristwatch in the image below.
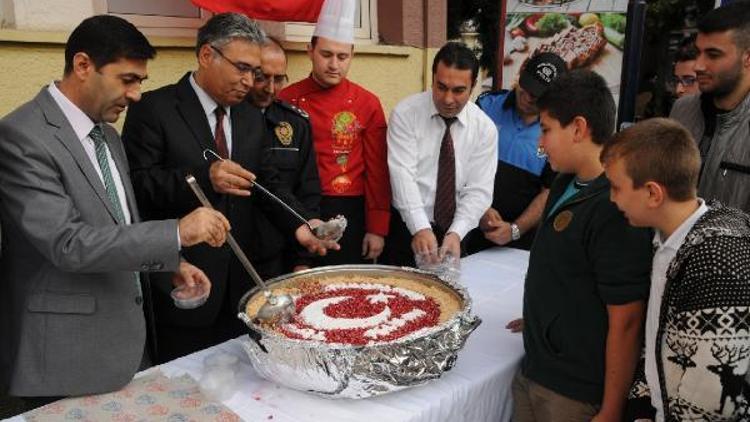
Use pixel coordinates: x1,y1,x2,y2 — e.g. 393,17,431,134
510,223,521,241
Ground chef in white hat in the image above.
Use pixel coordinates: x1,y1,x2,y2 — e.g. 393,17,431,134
278,0,392,266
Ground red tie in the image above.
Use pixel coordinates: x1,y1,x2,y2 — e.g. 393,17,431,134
214,107,229,159
434,117,457,233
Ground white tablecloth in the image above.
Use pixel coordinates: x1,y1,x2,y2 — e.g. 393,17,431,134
7,247,528,422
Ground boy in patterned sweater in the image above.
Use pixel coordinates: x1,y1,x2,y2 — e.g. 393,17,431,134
602,118,750,421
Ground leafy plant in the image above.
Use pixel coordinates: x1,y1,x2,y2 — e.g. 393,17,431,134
600,13,626,33
537,13,569,36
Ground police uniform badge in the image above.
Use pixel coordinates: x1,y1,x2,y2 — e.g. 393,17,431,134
274,121,294,146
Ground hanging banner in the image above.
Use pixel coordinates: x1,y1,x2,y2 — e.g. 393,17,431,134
191,0,325,22
502,0,628,105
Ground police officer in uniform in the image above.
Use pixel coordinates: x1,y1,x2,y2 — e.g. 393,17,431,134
248,37,322,271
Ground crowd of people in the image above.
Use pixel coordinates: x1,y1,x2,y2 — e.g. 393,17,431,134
0,0,749,420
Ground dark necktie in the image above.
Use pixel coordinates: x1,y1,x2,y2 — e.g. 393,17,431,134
434,116,457,233
214,106,229,159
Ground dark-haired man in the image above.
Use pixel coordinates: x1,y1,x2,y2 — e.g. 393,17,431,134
384,42,497,265
512,70,652,421
0,15,229,410
248,38,322,272
123,13,336,363
467,52,566,252
278,0,390,265
670,37,700,99
670,0,750,212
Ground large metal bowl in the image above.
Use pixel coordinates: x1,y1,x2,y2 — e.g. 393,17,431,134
237,265,481,399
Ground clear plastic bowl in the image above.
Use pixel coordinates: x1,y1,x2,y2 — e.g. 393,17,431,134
170,283,209,309
414,249,461,283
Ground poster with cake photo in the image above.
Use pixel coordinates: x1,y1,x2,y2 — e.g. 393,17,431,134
503,0,628,104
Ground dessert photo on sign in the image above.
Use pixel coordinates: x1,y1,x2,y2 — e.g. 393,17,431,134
502,1,627,101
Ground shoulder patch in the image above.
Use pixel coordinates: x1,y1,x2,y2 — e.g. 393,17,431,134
276,100,309,119
476,89,510,106
476,91,493,103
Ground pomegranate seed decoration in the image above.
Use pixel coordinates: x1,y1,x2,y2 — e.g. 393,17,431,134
278,283,441,345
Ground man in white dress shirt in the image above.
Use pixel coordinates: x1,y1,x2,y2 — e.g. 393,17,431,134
383,42,497,266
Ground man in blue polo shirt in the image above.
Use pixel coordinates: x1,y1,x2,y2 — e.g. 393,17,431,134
467,53,566,251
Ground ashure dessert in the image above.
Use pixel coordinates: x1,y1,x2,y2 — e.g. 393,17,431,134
239,267,480,399
245,274,462,346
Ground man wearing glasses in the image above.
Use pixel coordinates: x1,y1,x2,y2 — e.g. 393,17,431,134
247,38,322,272
669,1,750,213
669,37,700,99
122,13,336,363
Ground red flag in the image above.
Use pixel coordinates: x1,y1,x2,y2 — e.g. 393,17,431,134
191,0,325,23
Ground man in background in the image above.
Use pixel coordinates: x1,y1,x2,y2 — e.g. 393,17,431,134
279,0,391,265
468,52,566,252
670,1,750,212
669,37,700,99
385,42,497,265
247,37,322,271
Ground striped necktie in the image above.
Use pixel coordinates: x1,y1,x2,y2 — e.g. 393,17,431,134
89,125,142,297
89,125,126,224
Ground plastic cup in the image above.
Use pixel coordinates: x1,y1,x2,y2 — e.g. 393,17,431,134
199,366,236,402
170,283,209,309
415,248,461,283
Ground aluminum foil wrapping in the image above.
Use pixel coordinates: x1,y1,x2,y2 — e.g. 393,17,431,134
237,265,481,399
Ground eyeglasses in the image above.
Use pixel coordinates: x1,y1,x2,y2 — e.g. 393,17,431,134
666,75,697,90
255,72,289,87
210,45,263,80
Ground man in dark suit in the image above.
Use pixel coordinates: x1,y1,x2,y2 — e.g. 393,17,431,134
0,15,229,412
122,13,336,363
248,37,322,272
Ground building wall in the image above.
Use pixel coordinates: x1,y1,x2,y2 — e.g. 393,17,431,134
0,0,449,124
378,0,446,48
0,33,433,128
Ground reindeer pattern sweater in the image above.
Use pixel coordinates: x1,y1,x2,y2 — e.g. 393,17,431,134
628,203,750,421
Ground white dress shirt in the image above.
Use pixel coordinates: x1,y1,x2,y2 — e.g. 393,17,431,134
48,82,132,224
387,90,498,239
645,198,708,421
189,73,233,156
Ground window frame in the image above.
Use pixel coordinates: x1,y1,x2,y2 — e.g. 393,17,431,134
95,0,211,37
277,0,377,44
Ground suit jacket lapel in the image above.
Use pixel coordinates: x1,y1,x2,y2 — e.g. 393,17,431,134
36,89,120,223
175,73,216,154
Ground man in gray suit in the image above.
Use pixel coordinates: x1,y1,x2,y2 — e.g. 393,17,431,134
0,15,230,411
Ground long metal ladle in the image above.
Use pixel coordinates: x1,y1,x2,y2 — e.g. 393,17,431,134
186,175,294,322
201,149,313,230
201,149,346,242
